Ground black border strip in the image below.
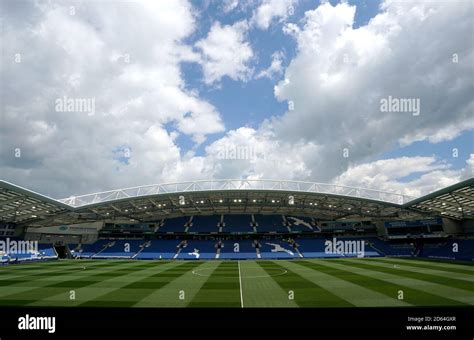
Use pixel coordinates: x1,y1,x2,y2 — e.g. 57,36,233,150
0,307,472,339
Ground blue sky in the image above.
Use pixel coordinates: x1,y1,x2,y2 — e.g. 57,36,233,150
182,0,472,171
181,0,385,154
0,0,472,198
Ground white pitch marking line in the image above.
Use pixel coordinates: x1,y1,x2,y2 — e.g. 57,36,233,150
192,267,287,278
238,260,244,308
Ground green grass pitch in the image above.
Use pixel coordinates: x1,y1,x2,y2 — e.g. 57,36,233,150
0,258,473,307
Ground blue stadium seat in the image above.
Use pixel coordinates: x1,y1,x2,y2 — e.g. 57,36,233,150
419,239,474,261
135,240,180,259
366,238,414,257
254,215,287,233
295,237,381,258
285,216,317,232
222,215,253,233
258,239,299,259
0,239,58,262
219,239,257,259
177,240,217,259
65,237,472,262
37,244,57,258
188,215,221,233
75,239,111,258
159,216,190,233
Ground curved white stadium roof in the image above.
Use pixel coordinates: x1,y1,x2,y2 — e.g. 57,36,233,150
57,179,416,208
0,178,472,226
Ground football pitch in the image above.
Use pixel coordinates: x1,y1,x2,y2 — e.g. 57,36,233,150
0,258,473,308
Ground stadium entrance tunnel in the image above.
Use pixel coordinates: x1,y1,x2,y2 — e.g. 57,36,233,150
54,245,71,259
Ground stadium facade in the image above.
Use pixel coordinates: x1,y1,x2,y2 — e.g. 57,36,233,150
0,178,473,263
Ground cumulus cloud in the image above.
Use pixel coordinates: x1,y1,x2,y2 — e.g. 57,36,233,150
0,0,472,199
333,155,474,197
252,0,297,30
0,0,224,196
272,1,474,181
222,0,239,13
204,126,317,180
256,51,285,79
195,20,254,84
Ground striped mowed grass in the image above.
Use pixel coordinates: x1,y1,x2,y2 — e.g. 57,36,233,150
0,257,472,308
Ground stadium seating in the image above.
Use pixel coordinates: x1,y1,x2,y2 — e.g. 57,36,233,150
258,239,300,259
0,241,58,263
294,237,381,258
38,244,57,258
254,215,288,233
69,236,392,260
285,215,318,232
219,239,257,259
75,240,143,259
187,215,221,233
293,238,327,258
158,216,190,233
100,240,142,258
74,239,110,258
222,215,253,233
176,240,218,259
135,239,180,259
366,238,415,257
419,239,474,261
38,215,468,263
67,236,474,262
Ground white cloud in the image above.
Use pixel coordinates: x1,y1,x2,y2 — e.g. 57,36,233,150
256,51,285,79
222,0,239,13
204,126,317,180
1,0,472,199
195,20,254,84
0,0,224,196
333,155,473,197
252,0,297,30
272,1,474,181
399,119,474,146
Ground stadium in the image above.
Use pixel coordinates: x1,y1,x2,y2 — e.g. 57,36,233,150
1,0,473,337
1,178,473,308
